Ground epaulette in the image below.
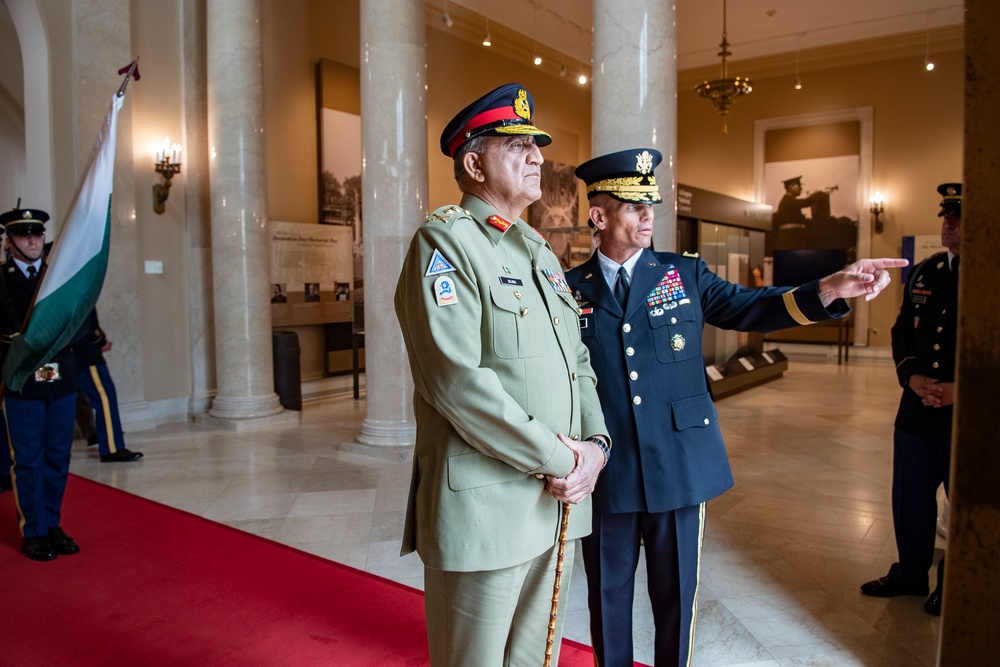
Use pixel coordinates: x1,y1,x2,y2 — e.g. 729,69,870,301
682,251,700,258
424,205,470,229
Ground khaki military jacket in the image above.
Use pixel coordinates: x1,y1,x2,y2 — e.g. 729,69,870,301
394,194,608,572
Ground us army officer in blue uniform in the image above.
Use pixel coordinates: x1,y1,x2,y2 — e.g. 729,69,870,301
860,183,962,616
565,149,907,667
0,206,82,561
394,84,610,667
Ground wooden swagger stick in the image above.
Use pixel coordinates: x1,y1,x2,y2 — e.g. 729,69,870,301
544,502,572,667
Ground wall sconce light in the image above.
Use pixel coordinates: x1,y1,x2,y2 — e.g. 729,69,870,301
869,190,885,234
153,136,182,215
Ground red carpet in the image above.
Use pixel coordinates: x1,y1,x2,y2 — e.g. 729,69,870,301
0,474,603,666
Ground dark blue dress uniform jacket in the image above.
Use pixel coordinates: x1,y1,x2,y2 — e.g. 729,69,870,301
891,251,957,442
566,249,850,515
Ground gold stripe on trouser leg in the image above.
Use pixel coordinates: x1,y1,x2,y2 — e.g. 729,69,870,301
3,396,27,534
89,366,120,454
685,502,706,667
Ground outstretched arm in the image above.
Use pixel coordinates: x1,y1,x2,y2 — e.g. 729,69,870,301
818,257,909,305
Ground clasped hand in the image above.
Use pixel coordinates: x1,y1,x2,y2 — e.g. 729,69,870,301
909,374,954,408
544,433,603,505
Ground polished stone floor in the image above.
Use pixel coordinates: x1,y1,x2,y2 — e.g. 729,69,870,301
69,361,942,666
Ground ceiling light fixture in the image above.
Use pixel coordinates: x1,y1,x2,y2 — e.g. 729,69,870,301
483,19,491,47
924,12,935,71
794,34,803,90
442,0,453,28
578,74,588,86
695,0,752,134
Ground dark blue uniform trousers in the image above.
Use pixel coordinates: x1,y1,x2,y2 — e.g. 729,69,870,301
4,393,76,538
892,428,951,589
582,504,703,667
77,363,126,458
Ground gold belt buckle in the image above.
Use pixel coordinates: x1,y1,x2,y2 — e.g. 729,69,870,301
34,363,61,383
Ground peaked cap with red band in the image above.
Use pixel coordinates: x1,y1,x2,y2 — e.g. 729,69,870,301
440,83,552,158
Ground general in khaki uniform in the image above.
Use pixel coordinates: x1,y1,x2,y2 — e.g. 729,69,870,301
567,149,907,667
395,83,609,667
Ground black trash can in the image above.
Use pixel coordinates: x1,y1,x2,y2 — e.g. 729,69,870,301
272,330,302,410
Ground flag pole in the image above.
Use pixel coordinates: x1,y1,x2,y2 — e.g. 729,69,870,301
117,56,140,97
543,502,571,667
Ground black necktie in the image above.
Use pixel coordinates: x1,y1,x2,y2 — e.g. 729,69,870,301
614,266,630,308
26,265,37,280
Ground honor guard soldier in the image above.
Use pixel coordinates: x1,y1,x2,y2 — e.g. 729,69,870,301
566,148,908,667
0,205,82,561
394,83,610,667
861,183,962,616
74,308,143,462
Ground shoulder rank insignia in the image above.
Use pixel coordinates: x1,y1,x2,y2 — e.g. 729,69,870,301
682,251,700,258
425,248,456,277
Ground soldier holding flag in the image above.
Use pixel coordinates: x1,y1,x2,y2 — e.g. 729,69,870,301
0,207,83,561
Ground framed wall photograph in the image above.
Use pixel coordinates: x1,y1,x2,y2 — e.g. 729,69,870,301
528,159,588,268
754,108,874,345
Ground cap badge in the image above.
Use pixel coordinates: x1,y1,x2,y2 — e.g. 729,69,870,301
23,211,33,220
636,150,654,175
513,89,530,120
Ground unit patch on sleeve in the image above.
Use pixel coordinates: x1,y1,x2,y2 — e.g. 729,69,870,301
425,248,456,277
646,265,690,308
434,276,458,307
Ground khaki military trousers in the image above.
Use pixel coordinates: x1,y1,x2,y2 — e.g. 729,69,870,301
424,541,576,667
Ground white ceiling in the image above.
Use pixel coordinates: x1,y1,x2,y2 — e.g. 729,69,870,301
446,0,965,71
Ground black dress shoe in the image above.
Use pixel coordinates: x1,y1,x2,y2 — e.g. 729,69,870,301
22,536,57,561
924,588,942,616
0,475,11,492
47,527,80,555
860,576,929,598
86,435,99,446
101,448,143,462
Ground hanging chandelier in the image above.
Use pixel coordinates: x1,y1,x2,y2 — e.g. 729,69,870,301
695,0,752,134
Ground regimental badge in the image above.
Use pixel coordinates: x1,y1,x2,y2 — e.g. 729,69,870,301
646,265,689,307
636,150,654,175
425,248,456,276
487,215,512,233
542,268,571,293
670,334,686,352
434,276,458,307
513,89,531,120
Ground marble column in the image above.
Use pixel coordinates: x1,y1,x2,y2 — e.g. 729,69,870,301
591,0,677,251
938,0,1000,660
182,0,217,416
205,0,284,423
74,0,156,431
345,0,424,457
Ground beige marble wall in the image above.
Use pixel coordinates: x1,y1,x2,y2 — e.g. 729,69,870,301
74,0,155,430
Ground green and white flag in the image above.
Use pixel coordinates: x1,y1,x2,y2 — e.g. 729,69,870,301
3,94,123,391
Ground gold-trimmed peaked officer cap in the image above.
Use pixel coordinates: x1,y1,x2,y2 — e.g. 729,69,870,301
440,83,552,158
575,148,663,204
936,182,961,218
0,203,49,236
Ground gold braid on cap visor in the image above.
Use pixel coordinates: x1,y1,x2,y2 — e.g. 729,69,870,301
586,176,661,203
